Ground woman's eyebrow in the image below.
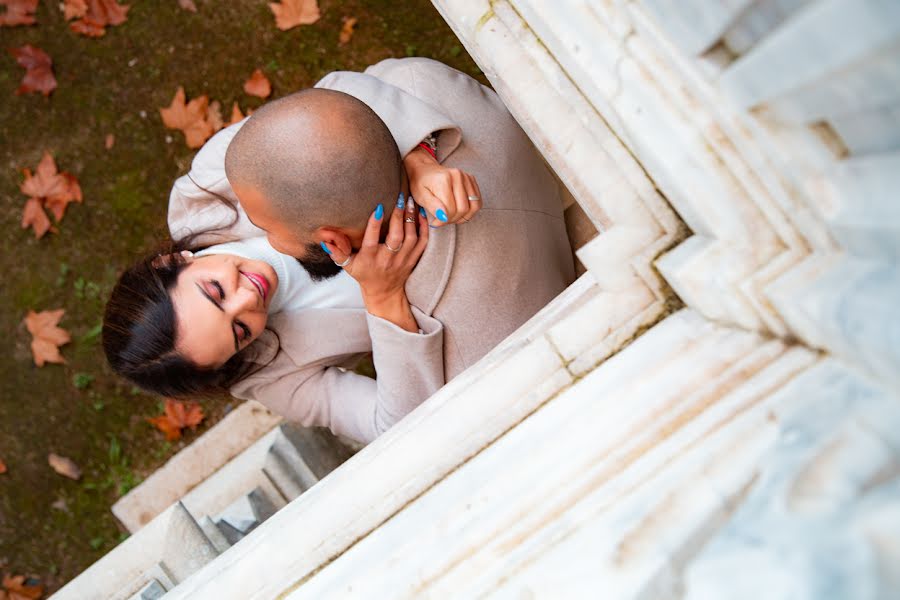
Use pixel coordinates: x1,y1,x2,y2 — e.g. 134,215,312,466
196,283,240,352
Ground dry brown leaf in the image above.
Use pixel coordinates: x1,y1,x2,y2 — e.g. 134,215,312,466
227,101,245,125
62,0,87,19
147,398,205,440
339,16,357,45
207,100,223,133
177,0,197,12
243,69,271,99
19,152,83,224
47,453,81,480
159,87,217,148
0,0,38,26
0,458,6,474
24,309,70,366
269,0,319,30
21,197,52,239
66,0,129,37
1,574,44,600
104,133,115,149
8,45,57,96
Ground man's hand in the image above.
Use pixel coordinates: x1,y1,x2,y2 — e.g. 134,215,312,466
323,196,429,333
403,145,482,228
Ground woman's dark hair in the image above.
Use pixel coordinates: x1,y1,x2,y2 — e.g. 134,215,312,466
103,178,263,397
102,239,256,397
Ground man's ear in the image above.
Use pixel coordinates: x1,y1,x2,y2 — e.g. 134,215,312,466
315,227,354,256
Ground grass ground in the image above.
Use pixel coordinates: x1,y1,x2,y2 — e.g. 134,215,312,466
0,0,481,592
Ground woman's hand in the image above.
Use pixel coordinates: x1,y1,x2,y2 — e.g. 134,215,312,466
323,196,429,333
403,145,482,228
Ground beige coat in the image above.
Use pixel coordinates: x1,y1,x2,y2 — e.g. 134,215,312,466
168,58,574,443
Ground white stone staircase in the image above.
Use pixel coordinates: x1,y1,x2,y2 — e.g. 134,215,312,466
54,0,900,597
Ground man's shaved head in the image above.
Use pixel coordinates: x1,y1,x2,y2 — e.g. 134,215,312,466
225,88,401,236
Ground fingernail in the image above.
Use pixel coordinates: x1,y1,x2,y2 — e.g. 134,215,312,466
436,209,448,222
396,193,405,210
374,203,384,220
419,207,426,218
320,241,331,255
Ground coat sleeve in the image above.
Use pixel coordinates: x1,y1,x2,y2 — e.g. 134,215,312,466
168,72,463,241
231,307,445,445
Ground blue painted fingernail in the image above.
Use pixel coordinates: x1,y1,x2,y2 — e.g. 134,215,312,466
320,241,331,255
396,193,405,210
374,203,384,220
436,209,448,222
419,207,426,218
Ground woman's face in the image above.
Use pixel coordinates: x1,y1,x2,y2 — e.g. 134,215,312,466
170,253,279,367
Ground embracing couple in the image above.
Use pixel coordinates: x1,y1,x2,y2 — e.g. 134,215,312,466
102,58,575,444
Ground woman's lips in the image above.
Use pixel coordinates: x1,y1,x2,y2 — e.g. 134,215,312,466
241,271,269,302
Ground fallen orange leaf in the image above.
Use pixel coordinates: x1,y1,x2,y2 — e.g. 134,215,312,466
65,0,129,37
8,45,57,96
0,0,38,26
62,0,87,19
178,0,197,12
48,453,82,480
21,197,52,239
24,309,71,366
243,69,271,99
1,574,44,600
339,16,357,45
160,87,220,148
147,398,205,440
19,152,83,225
228,101,245,125
269,0,319,31
104,133,115,149
0,458,7,474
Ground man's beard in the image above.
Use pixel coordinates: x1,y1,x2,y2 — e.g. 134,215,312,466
296,242,343,281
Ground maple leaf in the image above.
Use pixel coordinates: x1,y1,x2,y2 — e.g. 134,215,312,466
24,309,70,366
228,101,245,126
19,152,83,224
339,16,357,45
0,0,38,26
243,69,271,99
66,0,129,37
48,453,82,480
21,197,52,239
8,45,56,96
269,0,319,31
1,574,44,600
147,398,205,440
160,87,219,148
62,0,87,20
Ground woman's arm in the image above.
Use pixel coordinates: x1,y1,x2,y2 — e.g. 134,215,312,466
231,313,445,444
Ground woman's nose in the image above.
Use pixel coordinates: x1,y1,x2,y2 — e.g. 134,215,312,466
228,284,259,314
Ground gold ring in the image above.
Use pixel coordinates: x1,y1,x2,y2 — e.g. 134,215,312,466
334,256,352,267
404,217,416,223
467,195,480,201
385,241,403,253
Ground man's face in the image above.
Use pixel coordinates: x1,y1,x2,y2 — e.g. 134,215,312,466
235,184,343,280
236,184,311,258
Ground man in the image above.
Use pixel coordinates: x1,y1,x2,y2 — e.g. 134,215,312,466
169,58,574,439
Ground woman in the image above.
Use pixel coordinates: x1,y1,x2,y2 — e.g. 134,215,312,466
104,67,480,443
